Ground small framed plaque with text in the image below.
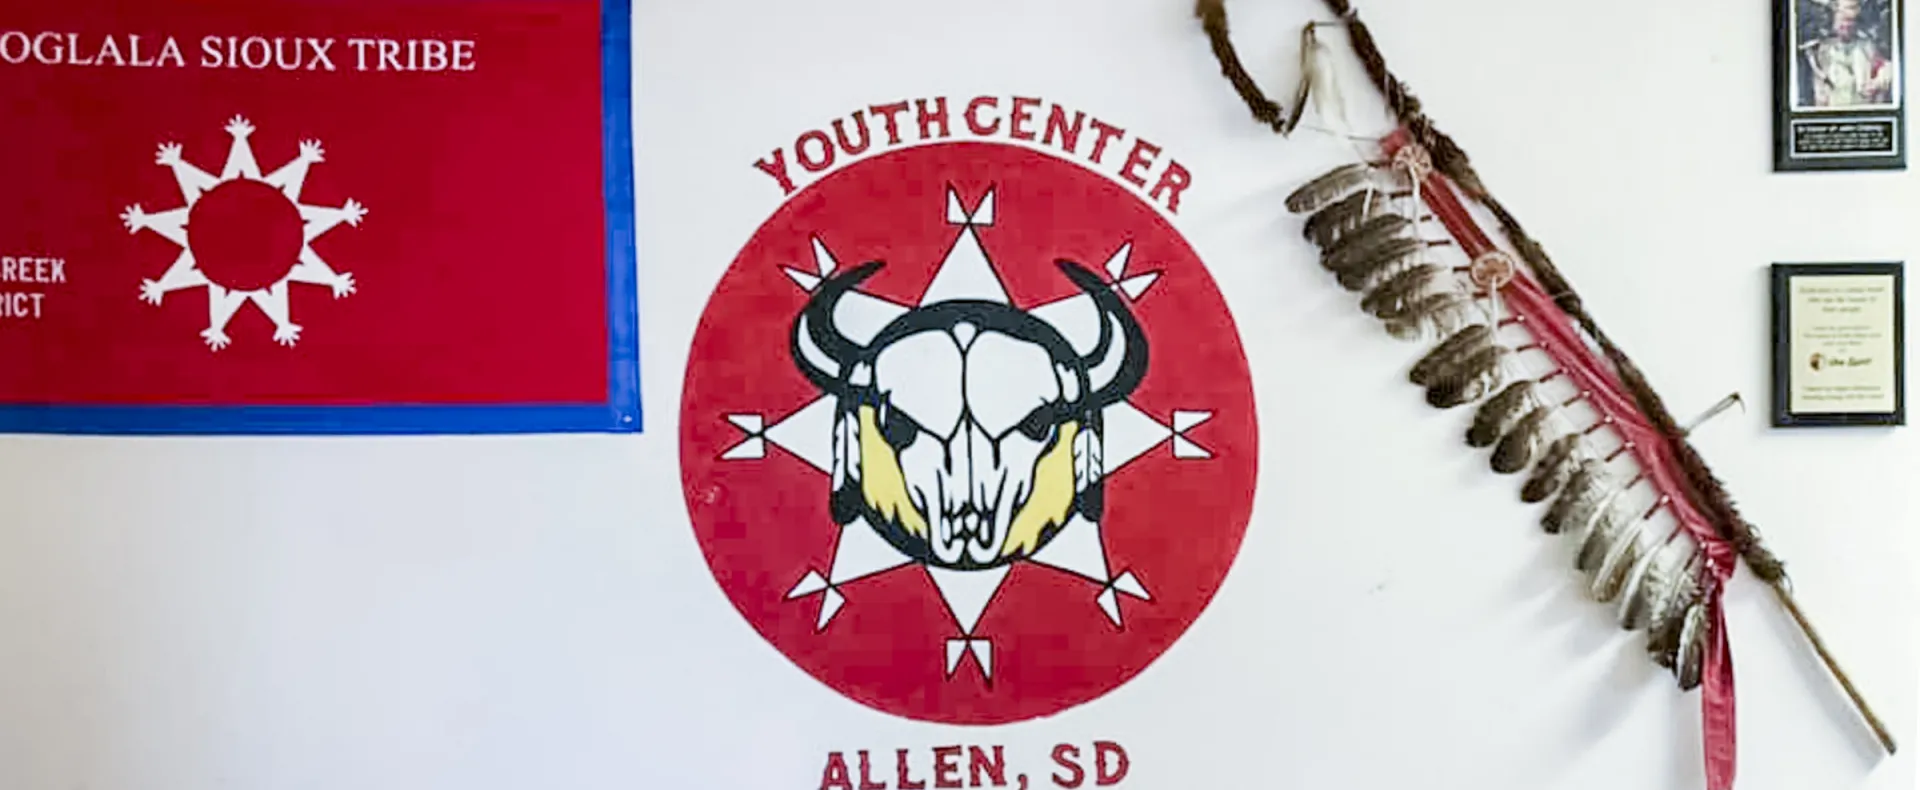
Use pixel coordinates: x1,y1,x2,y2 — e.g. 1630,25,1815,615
1773,0,1908,171
1772,262,1906,427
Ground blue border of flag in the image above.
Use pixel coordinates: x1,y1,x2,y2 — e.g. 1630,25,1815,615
0,0,642,436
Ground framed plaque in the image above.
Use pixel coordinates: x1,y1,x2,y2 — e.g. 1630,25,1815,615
1773,0,1908,171
1771,262,1906,426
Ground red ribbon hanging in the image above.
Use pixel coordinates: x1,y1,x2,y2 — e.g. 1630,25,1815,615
1381,128,1739,790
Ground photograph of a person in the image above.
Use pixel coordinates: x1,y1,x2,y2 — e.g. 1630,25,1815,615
1794,0,1901,109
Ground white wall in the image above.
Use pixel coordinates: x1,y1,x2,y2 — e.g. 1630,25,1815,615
0,1,1912,789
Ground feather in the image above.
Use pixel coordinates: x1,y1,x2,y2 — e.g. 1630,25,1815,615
1319,213,1413,271
1422,296,1477,340
1649,570,1703,669
1490,406,1552,472
1658,558,1703,629
1283,24,1315,135
1303,188,1393,247
1468,381,1535,447
1648,611,1683,668
1360,262,1445,318
1675,598,1710,690
1385,291,1475,341
1574,488,1638,574
1616,539,1673,629
1306,30,1350,135
1320,235,1428,294
1542,459,1609,534
1520,433,1582,503
1337,245,1424,292
1408,323,1491,386
1286,162,1385,214
1425,344,1506,409
1589,518,1648,603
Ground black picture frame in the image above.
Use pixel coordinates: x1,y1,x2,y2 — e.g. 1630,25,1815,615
1771,262,1906,427
1773,0,1908,171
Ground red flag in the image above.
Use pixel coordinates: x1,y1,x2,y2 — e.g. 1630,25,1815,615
0,0,638,434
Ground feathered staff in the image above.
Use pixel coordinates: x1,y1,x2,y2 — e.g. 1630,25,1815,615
1192,1,1898,789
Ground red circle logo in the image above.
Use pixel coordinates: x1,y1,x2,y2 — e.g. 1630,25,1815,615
186,178,304,292
680,141,1258,724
